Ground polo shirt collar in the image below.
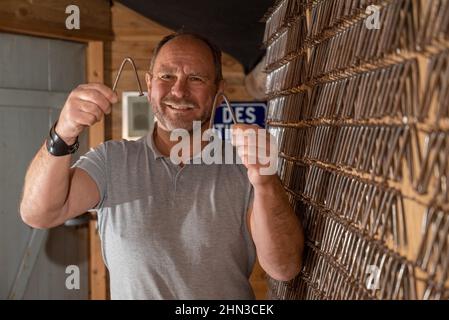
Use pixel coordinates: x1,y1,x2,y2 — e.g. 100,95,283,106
145,122,207,163
146,122,165,160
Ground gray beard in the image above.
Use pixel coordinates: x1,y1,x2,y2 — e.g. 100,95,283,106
152,104,211,133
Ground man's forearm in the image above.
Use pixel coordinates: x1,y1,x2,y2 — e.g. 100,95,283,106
251,175,304,281
20,142,72,227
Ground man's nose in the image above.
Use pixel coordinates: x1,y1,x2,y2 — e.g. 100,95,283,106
170,77,189,98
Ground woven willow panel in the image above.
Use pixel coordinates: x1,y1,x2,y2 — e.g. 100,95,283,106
263,0,449,300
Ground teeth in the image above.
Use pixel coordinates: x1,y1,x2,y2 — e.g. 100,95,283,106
168,104,190,110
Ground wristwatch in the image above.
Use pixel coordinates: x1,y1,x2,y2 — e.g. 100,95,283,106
46,121,79,156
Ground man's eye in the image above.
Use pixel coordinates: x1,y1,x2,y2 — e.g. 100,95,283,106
189,76,204,82
160,74,173,80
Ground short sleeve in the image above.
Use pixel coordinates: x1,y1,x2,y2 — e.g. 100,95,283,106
71,143,108,210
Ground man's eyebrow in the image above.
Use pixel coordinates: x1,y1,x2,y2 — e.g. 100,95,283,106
155,65,210,78
156,64,176,72
189,72,210,78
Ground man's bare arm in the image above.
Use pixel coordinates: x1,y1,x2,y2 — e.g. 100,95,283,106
232,124,304,281
20,83,117,228
247,176,304,281
20,143,100,228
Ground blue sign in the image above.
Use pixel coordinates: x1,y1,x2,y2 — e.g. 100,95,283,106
213,101,267,140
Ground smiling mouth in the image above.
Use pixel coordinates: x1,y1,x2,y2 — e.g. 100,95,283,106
165,104,194,111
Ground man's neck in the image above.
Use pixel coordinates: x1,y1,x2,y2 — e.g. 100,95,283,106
153,121,210,161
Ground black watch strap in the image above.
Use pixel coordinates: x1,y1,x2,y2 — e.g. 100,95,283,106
46,122,79,156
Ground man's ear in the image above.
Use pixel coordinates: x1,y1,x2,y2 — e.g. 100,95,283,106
145,72,152,92
215,79,226,104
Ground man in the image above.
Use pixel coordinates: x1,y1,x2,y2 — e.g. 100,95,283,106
20,32,304,299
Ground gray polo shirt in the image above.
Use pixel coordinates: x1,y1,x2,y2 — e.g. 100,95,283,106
73,125,256,299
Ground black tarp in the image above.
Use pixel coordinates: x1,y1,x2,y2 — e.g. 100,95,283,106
117,0,273,74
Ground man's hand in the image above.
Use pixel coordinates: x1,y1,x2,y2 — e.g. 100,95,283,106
56,83,118,145
230,124,279,186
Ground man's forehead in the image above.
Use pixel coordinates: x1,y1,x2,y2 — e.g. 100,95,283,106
153,52,214,76
162,35,211,51
156,37,214,62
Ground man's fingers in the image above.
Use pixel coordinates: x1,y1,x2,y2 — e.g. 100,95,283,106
78,83,118,104
77,88,112,115
56,83,118,141
231,124,261,131
78,100,104,122
73,108,98,127
231,130,272,147
236,145,271,156
236,145,272,162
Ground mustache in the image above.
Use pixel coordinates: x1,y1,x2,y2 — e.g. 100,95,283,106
162,97,198,109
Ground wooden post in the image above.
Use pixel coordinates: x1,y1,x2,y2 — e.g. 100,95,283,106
87,41,108,300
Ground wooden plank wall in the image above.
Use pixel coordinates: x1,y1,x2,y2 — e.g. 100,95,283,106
0,0,112,42
104,2,267,299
